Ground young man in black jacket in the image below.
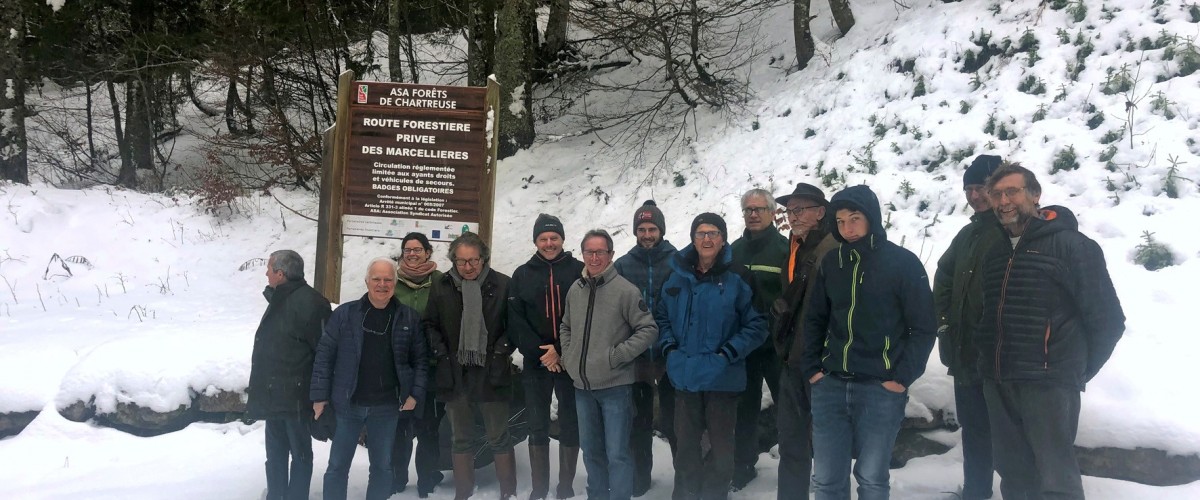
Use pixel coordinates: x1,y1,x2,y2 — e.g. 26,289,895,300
247,249,332,500
801,185,936,500
977,164,1124,500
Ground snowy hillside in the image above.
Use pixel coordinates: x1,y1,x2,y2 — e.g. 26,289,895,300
2,0,1199,498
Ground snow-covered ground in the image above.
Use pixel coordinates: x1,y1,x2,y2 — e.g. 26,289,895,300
3,0,1199,497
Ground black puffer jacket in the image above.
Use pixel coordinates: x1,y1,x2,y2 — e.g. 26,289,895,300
424,269,514,403
246,280,332,419
976,206,1125,390
507,252,585,370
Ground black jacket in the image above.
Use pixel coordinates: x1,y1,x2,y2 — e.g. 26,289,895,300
976,206,1125,389
424,269,514,402
613,240,678,313
506,252,585,370
800,185,937,387
310,295,429,412
774,230,839,369
933,210,1006,385
246,280,332,419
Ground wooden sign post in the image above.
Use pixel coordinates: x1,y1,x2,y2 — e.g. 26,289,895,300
316,71,500,303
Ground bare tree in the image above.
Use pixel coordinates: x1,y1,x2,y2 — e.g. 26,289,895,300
795,0,855,69
543,0,570,62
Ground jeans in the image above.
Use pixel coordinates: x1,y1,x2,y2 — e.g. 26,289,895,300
323,403,400,500
576,385,635,500
524,368,579,447
392,395,446,491
955,383,994,499
983,381,1083,500
811,376,907,500
674,390,738,500
445,397,511,453
775,366,812,500
264,416,313,500
734,344,780,472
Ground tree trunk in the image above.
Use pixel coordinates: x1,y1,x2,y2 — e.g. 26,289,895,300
468,0,496,87
543,0,569,61
225,74,242,135
829,0,855,36
495,0,535,158
125,0,157,188
794,0,815,69
0,0,29,184
388,0,404,82
402,3,420,84
109,79,135,188
85,80,97,171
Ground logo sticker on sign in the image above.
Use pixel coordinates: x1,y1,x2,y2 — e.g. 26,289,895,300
357,85,369,104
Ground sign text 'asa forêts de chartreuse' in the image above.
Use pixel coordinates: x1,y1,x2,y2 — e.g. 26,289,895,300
342,82,489,242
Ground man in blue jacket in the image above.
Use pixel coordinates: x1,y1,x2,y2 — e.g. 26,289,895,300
613,200,677,496
801,185,936,500
656,213,768,500
311,258,430,500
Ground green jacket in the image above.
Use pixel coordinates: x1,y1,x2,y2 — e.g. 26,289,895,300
395,270,442,317
933,210,1005,384
731,225,790,334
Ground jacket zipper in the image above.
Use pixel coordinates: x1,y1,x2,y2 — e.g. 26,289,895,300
995,252,1016,380
843,250,861,373
1043,321,1051,370
579,279,598,390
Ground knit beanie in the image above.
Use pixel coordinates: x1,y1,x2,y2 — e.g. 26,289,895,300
632,200,666,234
690,212,728,241
532,213,565,242
964,154,1003,188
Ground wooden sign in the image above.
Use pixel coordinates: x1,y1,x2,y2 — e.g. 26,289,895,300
316,71,500,302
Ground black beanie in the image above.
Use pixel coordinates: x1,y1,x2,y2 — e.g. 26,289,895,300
690,212,728,241
533,213,565,242
633,200,666,235
964,155,1003,188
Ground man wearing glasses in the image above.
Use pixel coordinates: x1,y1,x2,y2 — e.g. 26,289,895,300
559,229,659,500
656,213,768,500
769,182,838,498
425,232,517,499
311,257,429,500
932,155,1004,500
728,189,787,490
507,214,584,499
977,164,1125,500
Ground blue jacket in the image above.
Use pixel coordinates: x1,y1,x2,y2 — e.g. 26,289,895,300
655,243,768,392
310,295,429,412
800,185,936,387
614,240,677,367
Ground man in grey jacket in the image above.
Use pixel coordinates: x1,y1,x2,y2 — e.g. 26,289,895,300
560,229,660,500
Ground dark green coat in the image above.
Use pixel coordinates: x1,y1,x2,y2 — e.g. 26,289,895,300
731,225,790,330
246,279,332,419
395,270,442,316
933,210,1005,385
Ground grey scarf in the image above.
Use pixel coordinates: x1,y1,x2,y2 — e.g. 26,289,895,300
448,265,491,367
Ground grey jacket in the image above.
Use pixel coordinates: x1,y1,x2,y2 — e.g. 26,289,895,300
559,264,659,391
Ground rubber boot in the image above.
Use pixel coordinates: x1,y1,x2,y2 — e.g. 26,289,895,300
556,446,579,499
452,453,475,500
494,448,518,500
528,445,550,500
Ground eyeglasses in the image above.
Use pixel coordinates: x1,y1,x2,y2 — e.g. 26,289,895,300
454,258,482,267
988,187,1026,201
362,314,392,337
786,205,821,216
741,206,771,216
582,250,612,258
694,231,722,241
401,247,427,255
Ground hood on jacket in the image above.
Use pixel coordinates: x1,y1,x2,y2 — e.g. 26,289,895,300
827,185,887,248
1019,205,1079,240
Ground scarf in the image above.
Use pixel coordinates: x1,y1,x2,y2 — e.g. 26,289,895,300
448,264,491,367
400,259,437,283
